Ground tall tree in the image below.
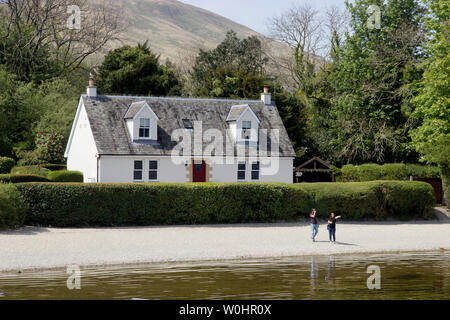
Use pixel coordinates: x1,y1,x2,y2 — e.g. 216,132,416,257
410,0,450,204
191,30,268,92
311,0,426,165
96,43,181,96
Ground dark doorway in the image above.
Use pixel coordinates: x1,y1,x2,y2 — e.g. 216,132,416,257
192,160,206,182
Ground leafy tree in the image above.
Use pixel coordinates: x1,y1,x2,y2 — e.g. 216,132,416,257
274,89,309,161
309,0,425,165
96,43,181,96
192,31,267,89
195,67,267,99
34,131,66,164
410,0,450,204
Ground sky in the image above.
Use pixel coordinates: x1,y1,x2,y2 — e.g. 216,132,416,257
179,0,348,34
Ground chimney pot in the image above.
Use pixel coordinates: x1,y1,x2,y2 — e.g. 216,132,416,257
261,85,271,105
87,73,97,98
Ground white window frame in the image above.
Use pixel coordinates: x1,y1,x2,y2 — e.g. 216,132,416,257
139,118,150,138
133,160,144,182
148,160,159,181
237,161,246,181
251,161,260,181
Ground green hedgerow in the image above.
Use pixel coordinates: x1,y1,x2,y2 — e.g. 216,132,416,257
0,174,51,183
0,183,27,229
15,181,435,227
0,157,15,174
47,170,83,182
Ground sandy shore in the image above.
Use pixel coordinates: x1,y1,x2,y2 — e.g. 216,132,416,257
1,219,449,272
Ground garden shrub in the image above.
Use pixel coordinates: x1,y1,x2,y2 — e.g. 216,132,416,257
0,174,52,183
15,181,435,227
376,181,435,219
337,163,441,182
0,183,27,229
11,165,50,177
0,157,15,174
47,170,83,182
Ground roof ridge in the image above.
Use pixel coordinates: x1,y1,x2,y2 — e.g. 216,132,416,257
82,94,262,103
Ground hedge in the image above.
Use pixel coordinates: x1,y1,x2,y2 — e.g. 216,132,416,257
0,183,27,229
15,181,435,227
11,165,50,177
0,174,51,183
336,163,441,182
47,170,83,182
0,157,15,174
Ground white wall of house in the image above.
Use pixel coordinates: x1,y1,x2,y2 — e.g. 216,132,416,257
98,156,188,183
98,156,293,183
66,103,98,182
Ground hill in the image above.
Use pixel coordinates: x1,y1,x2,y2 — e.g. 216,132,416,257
112,0,264,61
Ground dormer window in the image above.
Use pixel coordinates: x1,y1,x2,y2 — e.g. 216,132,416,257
226,104,260,144
241,121,252,140
139,118,150,138
124,101,159,141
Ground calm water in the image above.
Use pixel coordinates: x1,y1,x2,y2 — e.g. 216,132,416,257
0,251,448,300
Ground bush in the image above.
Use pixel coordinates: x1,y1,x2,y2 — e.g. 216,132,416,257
336,163,441,182
15,181,435,227
47,170,83,182
0,174,52,183
0,157,15,174
11,165,50,177
0,183,27,229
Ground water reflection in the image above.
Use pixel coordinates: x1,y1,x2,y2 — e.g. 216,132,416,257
310,257,319,294
0,251,448,300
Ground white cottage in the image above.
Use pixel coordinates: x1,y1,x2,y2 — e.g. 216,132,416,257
64,79,296,183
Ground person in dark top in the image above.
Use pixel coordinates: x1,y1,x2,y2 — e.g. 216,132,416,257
327,212,341,244
310,208,319,242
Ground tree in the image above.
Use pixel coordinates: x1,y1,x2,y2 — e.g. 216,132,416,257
96,43,181,96
309,0,426,165
0,0,125,82
192,31,267,89
410,0,450,204
195,66,267,99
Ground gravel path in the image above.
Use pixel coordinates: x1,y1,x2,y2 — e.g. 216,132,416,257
1,221,449,272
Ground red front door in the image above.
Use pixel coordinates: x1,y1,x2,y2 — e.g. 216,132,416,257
192,160,206,182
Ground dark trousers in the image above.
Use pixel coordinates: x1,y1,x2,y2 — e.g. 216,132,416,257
328,227,336,242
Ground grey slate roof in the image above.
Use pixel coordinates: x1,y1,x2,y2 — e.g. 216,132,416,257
123,101,147,119
226,104,250,122
81,95,296,157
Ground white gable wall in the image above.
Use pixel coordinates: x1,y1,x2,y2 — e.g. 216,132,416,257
66,103,98,182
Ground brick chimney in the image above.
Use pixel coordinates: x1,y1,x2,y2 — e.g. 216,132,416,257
87,73,97,98
261,85,271,105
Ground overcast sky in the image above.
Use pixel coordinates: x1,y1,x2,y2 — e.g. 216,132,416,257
179,0,348,34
